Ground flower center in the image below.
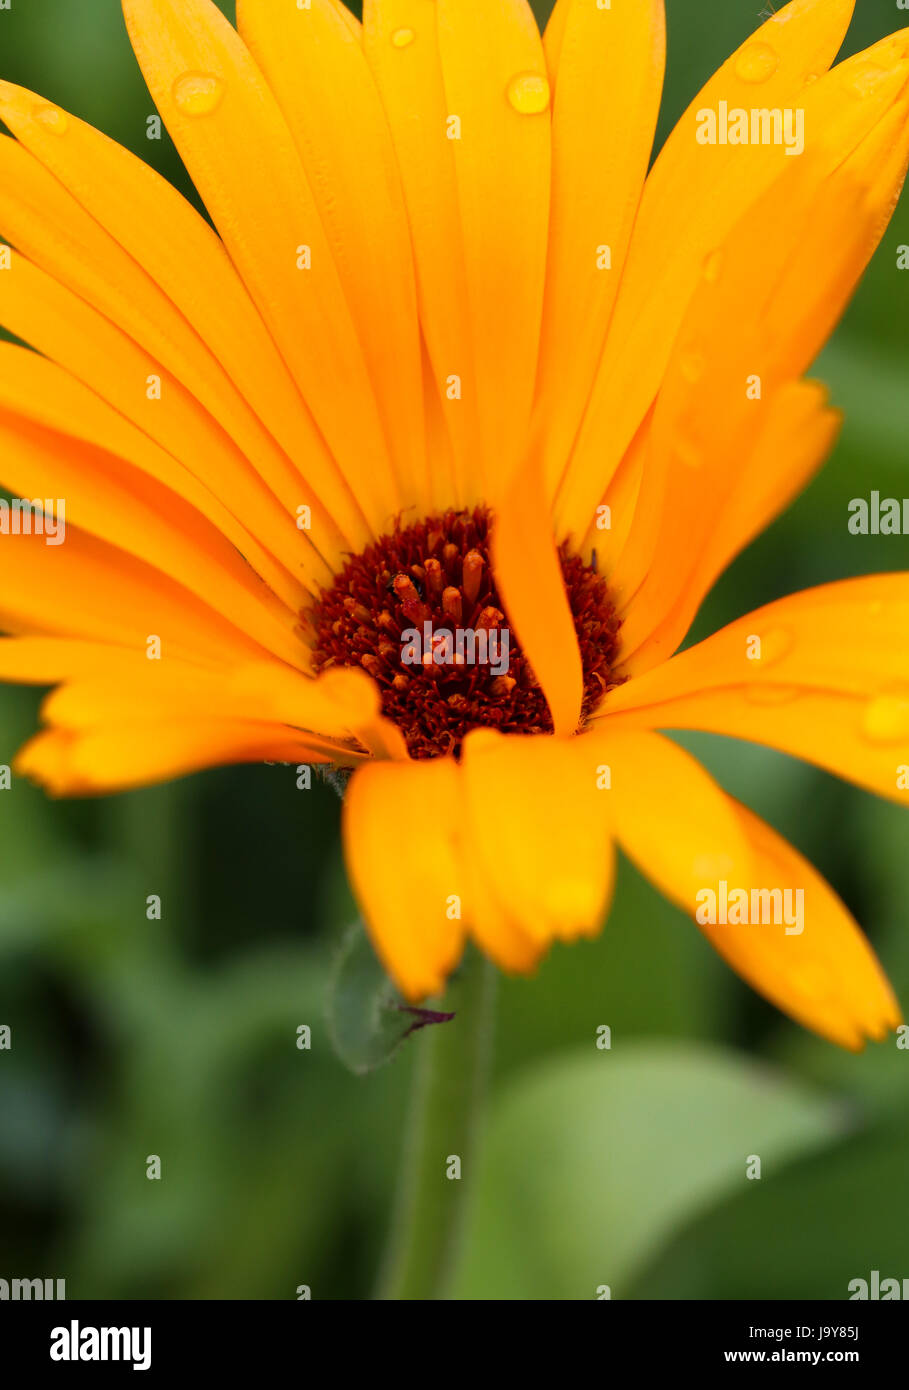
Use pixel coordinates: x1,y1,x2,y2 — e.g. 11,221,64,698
309,506,623,759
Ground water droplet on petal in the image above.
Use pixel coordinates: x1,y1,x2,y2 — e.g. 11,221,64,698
507,71,551,116
34,104,68,135
843,63,890,99
734,42,780,84
680,350,706,384
756,627,794,667
702,249,723,284
172,71,225,117
862,685,909,743
804,72,819,86
391,27,415,49
676,438,702,469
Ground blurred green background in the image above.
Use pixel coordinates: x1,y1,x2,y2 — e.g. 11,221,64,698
1,0,908,1300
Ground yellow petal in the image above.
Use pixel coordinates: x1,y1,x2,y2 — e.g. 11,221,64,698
0,125,364,562
595,575,909,803
435,0,550,498
698,801,901,1050
0,76,366,561
0,525,272,668
363,0,483,506
121,0,401,532
0,257,328,602
0,637,215,684
492,454,584,737
343,755,467,1000
37,660,379,740
536,0,665,500
0,393,307,671
615,87,909,665
575,410,651,581
554,0,868,541
594,727,754,911
15,720,356,796
237,0,427,512
542,0,570,79
460,848,544,976
617,383,840,669
461,728,615,945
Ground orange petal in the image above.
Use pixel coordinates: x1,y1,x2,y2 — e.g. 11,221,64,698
121,0,401,531
460,728,615,946
595,575,909,804
343,755,468,1000
591,727,753,914
0,250,331,599
0,123,364,561
434,0,550,498
363,0,483,506
615,83,909,665
616,382,839,667
0,524,270,668
536,0,665,500
554,0,870,541
0,397,307,671
236,0,427,510
15,720,357,796
492,454,584,737
697,800,901,1050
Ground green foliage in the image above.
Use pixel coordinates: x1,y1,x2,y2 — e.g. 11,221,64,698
454,1042,844,1299
327,922,437,1076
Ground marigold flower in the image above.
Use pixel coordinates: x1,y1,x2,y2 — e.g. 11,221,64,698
0,0,907,1049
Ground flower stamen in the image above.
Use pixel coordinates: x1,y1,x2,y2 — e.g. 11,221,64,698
310,506,624,759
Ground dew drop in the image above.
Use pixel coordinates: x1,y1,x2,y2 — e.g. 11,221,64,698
702,248,723,284
842,63,887,99
756,627,794,667
862,685,909,743
680,350,706,385
507,71,551,116
391,27,415,49
34,104,68,135
172,71,225,117
734,42,780,84
676,438,702,470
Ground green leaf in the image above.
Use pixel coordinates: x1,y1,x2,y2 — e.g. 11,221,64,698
635,1108,909,1300
452,1040,845,1299
326,922,452,1075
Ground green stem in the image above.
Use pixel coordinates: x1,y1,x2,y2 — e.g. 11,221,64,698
377,949,497,1300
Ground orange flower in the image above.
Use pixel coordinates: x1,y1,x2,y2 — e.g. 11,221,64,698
0,0,907,1049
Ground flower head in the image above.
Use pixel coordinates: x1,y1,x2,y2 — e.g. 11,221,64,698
1,0,907,1048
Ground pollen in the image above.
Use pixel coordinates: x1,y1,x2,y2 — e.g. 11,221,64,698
309,507,623,759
